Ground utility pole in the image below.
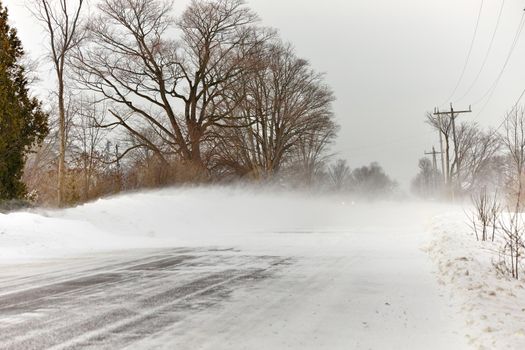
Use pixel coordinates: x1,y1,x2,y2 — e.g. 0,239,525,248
433,103,472,199
425,146,443,190
425,146,442,173
439,131,446,183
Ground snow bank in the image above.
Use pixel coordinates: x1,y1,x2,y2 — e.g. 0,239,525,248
0,211,147,262
0,186,447,263
426,211,525,349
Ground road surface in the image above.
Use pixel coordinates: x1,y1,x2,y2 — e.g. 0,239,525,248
0,239,470,349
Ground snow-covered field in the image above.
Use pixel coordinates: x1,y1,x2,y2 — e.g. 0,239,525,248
0,186,521,349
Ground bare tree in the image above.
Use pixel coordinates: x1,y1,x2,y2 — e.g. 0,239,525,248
350,162,397,197
498,212,524,279
23,117,59,204
502,109,525,211
427,112,452,188
73,0,263,175
411,157,441,198
469,187,500,242
495,108,525,279
426,116,502,196
291,121,337,186
451,122,477,187
69,96,110,201
215,42,336,179
31,0,86,206
329,159,351,191
459,125,502,191
23,92,77,205
177,0,263,167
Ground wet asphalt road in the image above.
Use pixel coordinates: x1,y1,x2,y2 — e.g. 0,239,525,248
0,248,288,350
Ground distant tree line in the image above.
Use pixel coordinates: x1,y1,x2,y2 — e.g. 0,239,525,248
328,160,397,198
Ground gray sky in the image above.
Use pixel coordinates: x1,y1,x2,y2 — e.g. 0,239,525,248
4,0,525,187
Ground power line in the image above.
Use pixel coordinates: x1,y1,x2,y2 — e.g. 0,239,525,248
473,11,525,118
474,11,525,106
440,0,485,107
456,0,506,103
488,86,525,137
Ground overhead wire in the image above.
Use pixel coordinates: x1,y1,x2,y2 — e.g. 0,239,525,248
456,0,506,103
487,86,525,137
439,0,485,107
473,11,525,118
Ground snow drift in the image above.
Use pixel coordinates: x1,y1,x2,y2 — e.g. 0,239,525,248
0,186,448,262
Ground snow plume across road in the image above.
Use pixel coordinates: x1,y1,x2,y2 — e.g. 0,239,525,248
0,187,471,349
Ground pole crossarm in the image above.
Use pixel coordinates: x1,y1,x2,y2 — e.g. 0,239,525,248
433,105,472,116
433,110,472,115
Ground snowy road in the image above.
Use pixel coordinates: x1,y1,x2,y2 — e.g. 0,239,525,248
0,191,473,349
0,248,291,349
0,242,469,349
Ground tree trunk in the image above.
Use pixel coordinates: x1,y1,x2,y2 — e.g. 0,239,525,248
57,76,66,207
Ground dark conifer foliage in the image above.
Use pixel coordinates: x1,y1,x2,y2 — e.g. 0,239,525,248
0,1,48,200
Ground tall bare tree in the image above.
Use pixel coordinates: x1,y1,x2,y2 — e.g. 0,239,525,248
497,108,525,279
32,0,85,206
503,109,525,211
73,0,262,175
215,42,336,179
411,157,440,197
291,120,337,185
329,159,351,191
69,96,109,201
455,123,501,191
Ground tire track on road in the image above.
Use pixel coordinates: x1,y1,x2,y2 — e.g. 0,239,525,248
0,250,289,350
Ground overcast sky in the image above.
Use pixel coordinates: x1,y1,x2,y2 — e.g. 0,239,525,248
3,0,525,187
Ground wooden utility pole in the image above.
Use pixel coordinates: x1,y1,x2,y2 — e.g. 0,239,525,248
425,146,443,189
425,147,442,173
439,132,446,183
433,104,472,198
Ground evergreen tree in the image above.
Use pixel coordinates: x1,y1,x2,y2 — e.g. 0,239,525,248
0,1,48,200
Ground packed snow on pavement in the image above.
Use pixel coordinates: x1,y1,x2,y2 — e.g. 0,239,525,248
0,186,521,349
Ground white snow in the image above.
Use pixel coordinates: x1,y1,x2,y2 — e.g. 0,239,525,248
427,210,525,349
0,186,458,260
0,186,477,348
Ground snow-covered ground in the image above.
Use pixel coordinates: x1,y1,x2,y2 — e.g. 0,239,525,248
0,186,451,261
0,186,493,348
427,211,525,349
